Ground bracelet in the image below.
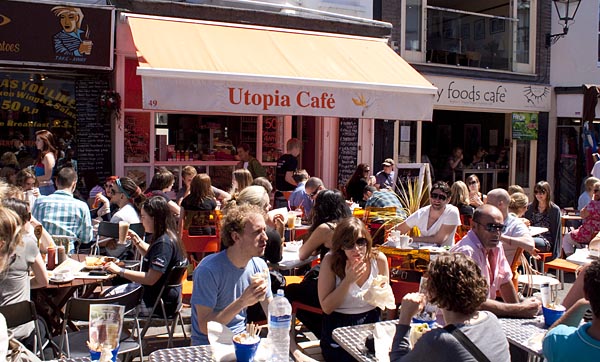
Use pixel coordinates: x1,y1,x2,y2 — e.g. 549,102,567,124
119,268,125,278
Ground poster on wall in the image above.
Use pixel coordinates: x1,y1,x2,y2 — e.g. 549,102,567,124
512,112,538,140
0,1,114,69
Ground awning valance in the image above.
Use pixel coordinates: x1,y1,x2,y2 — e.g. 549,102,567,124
125,13,436,120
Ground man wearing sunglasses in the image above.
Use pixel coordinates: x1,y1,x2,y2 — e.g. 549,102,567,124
452,205,541,318
486,188,536,267
395,181,461,247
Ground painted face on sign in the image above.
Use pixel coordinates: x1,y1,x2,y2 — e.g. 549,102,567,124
59,12,79,33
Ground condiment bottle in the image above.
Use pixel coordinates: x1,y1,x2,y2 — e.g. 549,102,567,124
57,245,67,265
47,245,56,270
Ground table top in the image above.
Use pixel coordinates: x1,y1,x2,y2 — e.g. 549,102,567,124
566,248,597,265
332,320,398,362
499,316,547,358
270,249,317,271
150,345,214,362
561,214,582,221
529,226,549,236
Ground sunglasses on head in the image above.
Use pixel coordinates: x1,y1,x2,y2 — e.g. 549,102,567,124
430,192,448,201
474,221,506,233
342,237,369,250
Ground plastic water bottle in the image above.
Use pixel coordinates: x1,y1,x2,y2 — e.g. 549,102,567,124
541,282,551,307
268,289,292,362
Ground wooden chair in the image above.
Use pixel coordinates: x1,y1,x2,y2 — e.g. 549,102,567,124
179,209,221,267
544,258,580,289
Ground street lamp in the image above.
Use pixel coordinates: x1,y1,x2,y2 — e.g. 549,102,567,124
546,0,581,47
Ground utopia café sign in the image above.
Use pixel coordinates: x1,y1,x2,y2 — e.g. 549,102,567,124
0,1,114,70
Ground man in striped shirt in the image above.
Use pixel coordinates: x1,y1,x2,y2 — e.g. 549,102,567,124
32,167,93,253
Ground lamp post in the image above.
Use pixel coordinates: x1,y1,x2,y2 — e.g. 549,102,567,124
546,0,581,47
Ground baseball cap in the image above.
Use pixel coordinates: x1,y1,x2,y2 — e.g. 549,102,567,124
382,158,394,166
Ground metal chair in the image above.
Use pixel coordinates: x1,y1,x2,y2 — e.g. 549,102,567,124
0,300,47,360
140,262,189,348
55,283,144,361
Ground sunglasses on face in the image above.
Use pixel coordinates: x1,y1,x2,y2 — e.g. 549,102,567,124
475,221,506,233
342,237,368,250
534,190,546,195
468,181,478,186
430,192,448,201
594,189,600,193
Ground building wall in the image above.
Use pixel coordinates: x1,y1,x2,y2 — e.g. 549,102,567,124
550,0,600,86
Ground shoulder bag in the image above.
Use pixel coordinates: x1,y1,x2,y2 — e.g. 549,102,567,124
444,324,491,362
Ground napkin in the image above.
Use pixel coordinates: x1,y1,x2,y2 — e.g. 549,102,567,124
207,322,270,362
358,275,397,310
373,322,396,362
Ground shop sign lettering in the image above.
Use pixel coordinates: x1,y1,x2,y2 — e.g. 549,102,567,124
436,81,506,104
228,87,335,111
0,79,76,118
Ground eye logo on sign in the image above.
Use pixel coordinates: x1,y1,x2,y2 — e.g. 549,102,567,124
0,14,11,26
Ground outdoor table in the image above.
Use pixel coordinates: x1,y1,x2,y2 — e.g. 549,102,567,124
31,254,115,336
561,214,582,235
148,344,294,362
332,320,398,362
269,248,318,275
284,224,310,241
566,247,596,265
529,226,549,236
499,316,547,362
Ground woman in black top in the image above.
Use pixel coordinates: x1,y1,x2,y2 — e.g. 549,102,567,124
524,181,562,259
181,174,217,212
105,196,187,316
345,163,371,206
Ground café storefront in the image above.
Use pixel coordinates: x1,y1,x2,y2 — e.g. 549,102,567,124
114,13,437,191
0,1,114,193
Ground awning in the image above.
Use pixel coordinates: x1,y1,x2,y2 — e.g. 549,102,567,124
125,13,436,120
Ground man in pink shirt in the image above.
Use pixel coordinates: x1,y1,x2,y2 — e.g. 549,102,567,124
451,204,540,318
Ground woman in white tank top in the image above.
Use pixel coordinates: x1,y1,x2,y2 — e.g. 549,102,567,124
318,217,389,362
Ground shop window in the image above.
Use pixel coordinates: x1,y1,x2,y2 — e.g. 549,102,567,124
124,112,151,163
403,0,535,73
262,116,285,163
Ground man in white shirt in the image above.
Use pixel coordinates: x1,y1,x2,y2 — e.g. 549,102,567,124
395,181,461,247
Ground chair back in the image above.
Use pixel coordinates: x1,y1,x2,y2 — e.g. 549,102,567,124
163,263,189,288
64,284,144,322
180,209,220,261
0,300,39,329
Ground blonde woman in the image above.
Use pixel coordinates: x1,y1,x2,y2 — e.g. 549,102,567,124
0,207,22,274
318,217,389,362
230,168,253,196
450,181,474,224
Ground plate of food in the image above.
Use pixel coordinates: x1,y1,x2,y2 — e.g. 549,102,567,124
84,256,120,270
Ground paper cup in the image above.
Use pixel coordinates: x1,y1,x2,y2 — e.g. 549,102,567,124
542,305,566,328
90,347,118,362
233,334,260,362
118,221,130,244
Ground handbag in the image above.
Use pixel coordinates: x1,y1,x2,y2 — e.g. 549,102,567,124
444,324,491,362
6,338,43,362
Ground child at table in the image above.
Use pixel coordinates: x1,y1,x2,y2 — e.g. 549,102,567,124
318,217,389,362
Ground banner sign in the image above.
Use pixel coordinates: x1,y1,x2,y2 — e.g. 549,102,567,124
512,112,539,140
0,1,114,69
426,75,551,112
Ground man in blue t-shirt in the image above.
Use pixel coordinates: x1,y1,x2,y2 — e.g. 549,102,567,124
191,204,272,345
543,260,600,361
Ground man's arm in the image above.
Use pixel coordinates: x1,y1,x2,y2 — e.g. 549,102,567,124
413,224,456,245
284,171,296,187
480,281,540,318
195,280,268,335
548,298,589,330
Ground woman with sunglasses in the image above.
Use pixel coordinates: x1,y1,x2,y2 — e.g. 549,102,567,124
563,181,600,256
318,217,389,362
396,181,461,247
524,181,562,259
466,174,486,207
99,177,147,259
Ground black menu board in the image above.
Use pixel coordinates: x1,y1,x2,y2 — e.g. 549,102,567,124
337,118,359,188
75,78,111,181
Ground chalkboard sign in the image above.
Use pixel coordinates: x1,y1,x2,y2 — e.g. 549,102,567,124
337,118,359,188
75,78,111,183
394,163,432,205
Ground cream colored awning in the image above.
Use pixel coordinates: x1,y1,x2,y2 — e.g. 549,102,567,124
125,13,436,120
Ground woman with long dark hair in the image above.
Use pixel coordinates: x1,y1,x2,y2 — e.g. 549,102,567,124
318,217,389,362
105,196,187,316
34,130,58,195
182,174,217,212
524,181,561,259
299,189,352,261
145,169,181,217
345,163,371,206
